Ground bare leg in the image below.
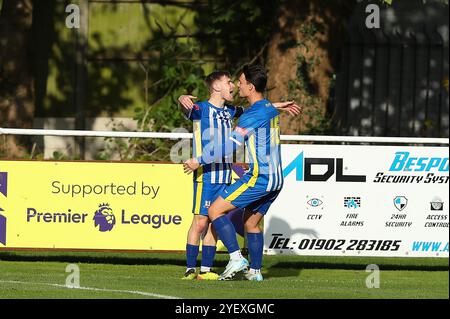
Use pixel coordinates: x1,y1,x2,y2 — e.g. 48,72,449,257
243,210,264,233
202,222,217,246
208,196,236,221
187,215,209,245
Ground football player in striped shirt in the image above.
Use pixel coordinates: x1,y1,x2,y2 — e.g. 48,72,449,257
179,70,300,280
184,64,289,281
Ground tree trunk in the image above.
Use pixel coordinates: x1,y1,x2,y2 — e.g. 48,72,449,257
266,0,356,134
0,0,34,157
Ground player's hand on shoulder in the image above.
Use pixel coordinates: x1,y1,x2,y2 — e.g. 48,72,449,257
178,95,198,110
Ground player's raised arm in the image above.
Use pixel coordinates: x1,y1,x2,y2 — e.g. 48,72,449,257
273,101,303,116
178,95,202,121
177,95,198,119
233,101,302,119
178,95,197,109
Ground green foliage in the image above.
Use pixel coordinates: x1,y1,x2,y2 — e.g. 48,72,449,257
51,151,67,160
98,38,208,162
194,0,276,67
287,24,332,135
96,1,277,161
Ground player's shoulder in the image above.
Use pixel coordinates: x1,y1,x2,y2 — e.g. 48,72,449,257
192,101,210,114
258,99,279,119
259,99,277,111
247,99,278,120
194,100,208,109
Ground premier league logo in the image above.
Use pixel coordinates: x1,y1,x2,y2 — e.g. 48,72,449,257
93,203,116,232
394,196,408,211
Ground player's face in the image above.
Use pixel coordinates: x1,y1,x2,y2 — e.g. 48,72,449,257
238,73,251,98
218,76,235,101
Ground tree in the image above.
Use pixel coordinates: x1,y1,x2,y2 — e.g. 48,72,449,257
0,0,35,157
195,0,358,135
265,0,357,135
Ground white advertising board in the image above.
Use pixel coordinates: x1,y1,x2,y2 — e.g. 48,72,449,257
265,145,449,257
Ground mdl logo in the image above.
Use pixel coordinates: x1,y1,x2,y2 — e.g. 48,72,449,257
283,152,366,182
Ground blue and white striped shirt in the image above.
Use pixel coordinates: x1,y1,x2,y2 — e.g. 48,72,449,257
197,99,283,192
184,101,243,184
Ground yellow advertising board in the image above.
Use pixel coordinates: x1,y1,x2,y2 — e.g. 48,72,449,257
0,161,244,251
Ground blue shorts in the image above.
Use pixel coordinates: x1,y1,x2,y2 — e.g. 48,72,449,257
192,183,229,216
220,179,281,215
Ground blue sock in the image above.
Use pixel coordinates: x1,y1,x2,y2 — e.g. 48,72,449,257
247,232,263,270
201,245,217,268
212,215,240,253
186,244,199,268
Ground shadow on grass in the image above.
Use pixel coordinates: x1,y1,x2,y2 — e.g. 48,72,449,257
0,252,230,268
264,261,449,279
1,252,448,279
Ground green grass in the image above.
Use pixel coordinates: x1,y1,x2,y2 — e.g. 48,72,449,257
0,251,448,299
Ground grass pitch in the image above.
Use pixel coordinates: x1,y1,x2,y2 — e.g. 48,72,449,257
0,251,448,299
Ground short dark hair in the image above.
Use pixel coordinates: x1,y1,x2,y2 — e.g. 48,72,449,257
205,70,231,89
241,64,267,93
